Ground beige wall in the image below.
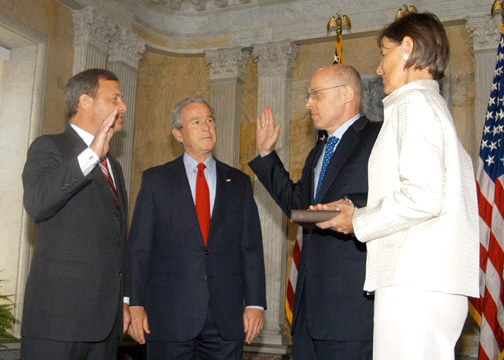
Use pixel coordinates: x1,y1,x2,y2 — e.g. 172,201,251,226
0,0,74,135
130,51,210,212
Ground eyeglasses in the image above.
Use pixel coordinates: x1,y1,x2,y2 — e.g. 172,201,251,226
304,84,346,101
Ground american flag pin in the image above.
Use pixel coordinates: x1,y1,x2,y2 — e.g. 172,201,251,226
226,178,232,182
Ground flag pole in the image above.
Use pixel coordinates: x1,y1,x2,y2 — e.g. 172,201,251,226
327,13,351,64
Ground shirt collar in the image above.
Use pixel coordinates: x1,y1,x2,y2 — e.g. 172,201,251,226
328,112,361,139
183,152,216,173
383,80,439,107
70,123,94,147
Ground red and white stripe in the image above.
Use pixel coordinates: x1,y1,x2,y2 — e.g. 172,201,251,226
285,226,302,324
474,161,504,360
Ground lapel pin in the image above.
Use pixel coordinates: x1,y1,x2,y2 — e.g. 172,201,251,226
226,178,232,183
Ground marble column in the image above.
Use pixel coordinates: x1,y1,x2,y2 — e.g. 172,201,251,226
204,46,251,168
107,25,146,195
247,40,297,354
467,14,502,167
71,6,111,74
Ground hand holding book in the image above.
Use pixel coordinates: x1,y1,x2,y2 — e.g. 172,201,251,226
292,198,355,234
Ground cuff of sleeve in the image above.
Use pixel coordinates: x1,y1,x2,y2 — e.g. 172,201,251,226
245,305,264,310
77,147,100,176
123,297,130,305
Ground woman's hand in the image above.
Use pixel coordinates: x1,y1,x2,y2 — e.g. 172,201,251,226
310,199,355,234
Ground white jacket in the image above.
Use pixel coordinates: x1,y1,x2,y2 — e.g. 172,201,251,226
353,80,479,297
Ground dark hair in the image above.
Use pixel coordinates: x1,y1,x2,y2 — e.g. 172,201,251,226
378,12,449,80
64,68,119,119
169,96,215,129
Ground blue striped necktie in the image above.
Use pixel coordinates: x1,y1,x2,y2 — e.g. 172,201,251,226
314,136,339,202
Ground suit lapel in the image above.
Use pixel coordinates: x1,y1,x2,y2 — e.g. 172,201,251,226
108,156,128,216
170,157,205,246
207,160,229,246
64,126,88,156
316,116,369,202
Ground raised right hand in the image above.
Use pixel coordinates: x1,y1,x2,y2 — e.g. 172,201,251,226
89,107,119,159
128,306,150,344
257,107,281,157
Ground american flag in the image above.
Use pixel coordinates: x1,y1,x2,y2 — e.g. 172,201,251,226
285,227,302,323
471,32,504,360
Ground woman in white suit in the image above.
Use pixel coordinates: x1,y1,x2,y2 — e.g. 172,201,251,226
315,12,479,360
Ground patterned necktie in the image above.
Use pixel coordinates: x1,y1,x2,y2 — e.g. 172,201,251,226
314,136,340,203
196,163,210,246
99,159,120,209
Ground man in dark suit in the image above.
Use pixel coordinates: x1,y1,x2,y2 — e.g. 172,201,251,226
249,64,380,360
21,68,130,359
127,97,266,359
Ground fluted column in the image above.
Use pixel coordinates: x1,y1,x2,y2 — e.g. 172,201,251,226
205,46,251,167
467,14,502,167
71,6,112,74
107,25,146,195
248,40,297,353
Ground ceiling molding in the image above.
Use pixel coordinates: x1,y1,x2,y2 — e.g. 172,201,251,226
58,0,490,54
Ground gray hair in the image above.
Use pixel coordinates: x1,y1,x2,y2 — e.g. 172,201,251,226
169,96,215,129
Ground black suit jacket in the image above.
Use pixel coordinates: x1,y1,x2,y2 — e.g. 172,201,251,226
128,156,266,342
249,115,380,341
21,126,128,342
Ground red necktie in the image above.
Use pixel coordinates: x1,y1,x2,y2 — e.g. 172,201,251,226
100,159,120,209
196,163,210,246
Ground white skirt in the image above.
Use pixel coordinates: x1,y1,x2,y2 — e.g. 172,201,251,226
373,285,468,360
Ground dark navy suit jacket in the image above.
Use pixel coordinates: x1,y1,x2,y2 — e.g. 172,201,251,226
249,115,380,341
128,156,266,341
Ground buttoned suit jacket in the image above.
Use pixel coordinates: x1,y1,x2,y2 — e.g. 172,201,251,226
21,126,128,342
249,115,380,341
128,155,266,342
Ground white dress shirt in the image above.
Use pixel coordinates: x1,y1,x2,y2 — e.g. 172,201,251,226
352,80,479,297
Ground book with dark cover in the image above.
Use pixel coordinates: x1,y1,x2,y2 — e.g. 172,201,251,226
290,209,340,229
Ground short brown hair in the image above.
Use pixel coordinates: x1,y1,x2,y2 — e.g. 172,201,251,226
65,68,119,119
378,12,449,80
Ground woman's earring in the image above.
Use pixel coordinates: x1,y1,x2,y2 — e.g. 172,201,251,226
402,53,409,61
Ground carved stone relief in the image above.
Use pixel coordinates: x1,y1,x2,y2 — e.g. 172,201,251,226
361,75,385,123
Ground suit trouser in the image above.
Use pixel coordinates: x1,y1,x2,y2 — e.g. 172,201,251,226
147,305,243,360
21,301,122,360
292,288,372,360
373,286,467,360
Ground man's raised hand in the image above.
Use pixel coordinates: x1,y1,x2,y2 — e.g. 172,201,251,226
257,107,281,157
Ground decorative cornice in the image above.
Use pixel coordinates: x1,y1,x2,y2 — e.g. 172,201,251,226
252,40,298,77
146,0,250,11
108,24,147,69
61,0,491,54
72,6,113,53
204,46,251,81
466,14,502,53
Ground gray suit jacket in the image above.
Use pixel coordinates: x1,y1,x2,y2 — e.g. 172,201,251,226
21,126,128,342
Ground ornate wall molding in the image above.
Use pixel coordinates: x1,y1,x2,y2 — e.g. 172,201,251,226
72,6,112,53
60,0,490,53
466,14,502,53
204,46,251,81
109,24,147,69
252,40,297,77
